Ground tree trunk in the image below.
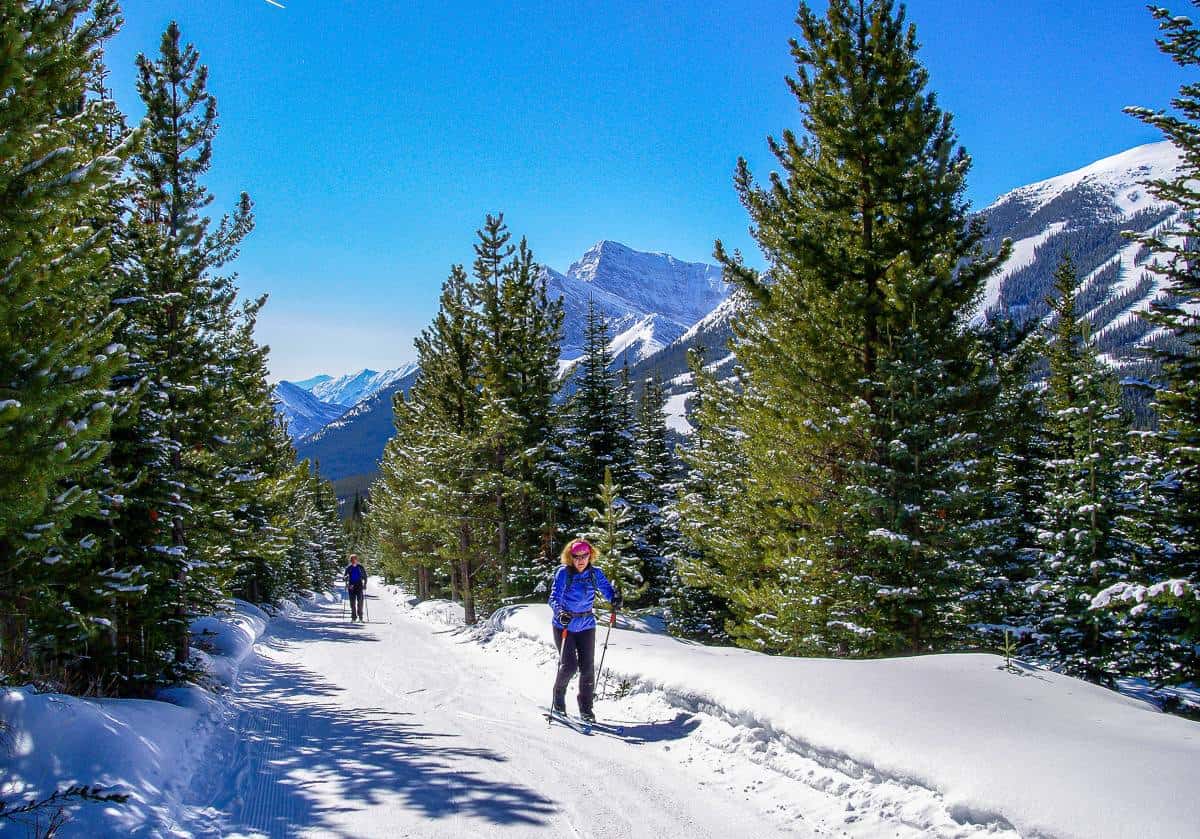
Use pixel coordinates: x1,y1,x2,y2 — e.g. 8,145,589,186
172,510,189,665
497,489,509,600
459,519,476,624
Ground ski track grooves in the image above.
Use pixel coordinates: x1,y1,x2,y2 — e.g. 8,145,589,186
478,617,1025,839
178,591,809,838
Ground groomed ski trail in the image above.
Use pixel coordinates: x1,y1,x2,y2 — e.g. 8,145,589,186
179,588,818,838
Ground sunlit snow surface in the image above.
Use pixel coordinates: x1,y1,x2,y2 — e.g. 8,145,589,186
4,585,1197,838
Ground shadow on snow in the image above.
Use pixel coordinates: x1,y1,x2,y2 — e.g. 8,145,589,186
187,597,556,837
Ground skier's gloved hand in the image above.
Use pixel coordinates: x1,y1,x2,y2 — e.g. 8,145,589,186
610,591,623,610
554,608,569,626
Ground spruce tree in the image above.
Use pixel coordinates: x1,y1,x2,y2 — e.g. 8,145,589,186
629,375,677,606
583,467,642,602
668,349,745,646
372,264,488,620
1108,2,1200,681
710,0,1008,655
558,301,633,538
0,0,132,678
1031,254,1133,682
970,325,1046,642
468,219,563,602
105,21,254,684
219,298,294,606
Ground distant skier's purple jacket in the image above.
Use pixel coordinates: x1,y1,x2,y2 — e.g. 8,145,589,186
549,564,616,632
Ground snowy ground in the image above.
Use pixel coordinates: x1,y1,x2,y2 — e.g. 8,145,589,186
3,582,1198,838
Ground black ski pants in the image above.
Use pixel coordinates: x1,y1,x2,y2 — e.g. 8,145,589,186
347,582,364,620
552,625,596,714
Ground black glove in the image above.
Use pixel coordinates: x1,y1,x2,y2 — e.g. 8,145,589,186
610,591,623,610
554,608,569,626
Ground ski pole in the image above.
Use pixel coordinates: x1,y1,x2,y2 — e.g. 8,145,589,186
342,587,347,620
365,591,370,623
548,625,569,723
595,609,616,699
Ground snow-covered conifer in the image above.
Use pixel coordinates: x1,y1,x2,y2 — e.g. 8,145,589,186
1030,254,1134,682
0,0,133,680
709,0,1008,655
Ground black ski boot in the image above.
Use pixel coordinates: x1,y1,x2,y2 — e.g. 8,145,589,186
579,708,595,723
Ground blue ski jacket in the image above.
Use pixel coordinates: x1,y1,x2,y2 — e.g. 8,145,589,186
344,563,366,587
549,564,616,632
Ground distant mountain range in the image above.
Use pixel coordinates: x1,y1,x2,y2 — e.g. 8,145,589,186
283,141,1183,493
308,366,419,407
547,240,727,366
289,241,730,480
271,365,418,442
273,381,347,440
293,366,421,481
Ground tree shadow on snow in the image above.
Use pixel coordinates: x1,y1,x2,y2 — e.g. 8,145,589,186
197,656,555,837
257,597,384,651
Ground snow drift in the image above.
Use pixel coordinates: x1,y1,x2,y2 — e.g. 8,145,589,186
0,598,298,836
480,602,1199,839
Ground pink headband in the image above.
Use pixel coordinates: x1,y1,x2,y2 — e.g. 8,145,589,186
570,540,593,557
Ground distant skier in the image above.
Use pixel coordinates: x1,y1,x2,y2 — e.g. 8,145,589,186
344,554,367,622
548,538,622,722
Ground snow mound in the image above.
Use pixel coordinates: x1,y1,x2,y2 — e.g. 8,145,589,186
485,603,1200,839
0,599,279,837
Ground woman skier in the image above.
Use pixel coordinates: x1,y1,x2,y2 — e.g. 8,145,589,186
548,538,622,722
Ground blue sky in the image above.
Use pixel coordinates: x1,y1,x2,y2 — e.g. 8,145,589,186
104,0,1187,381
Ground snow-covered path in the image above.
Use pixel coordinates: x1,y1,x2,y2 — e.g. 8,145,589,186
178,588,813,838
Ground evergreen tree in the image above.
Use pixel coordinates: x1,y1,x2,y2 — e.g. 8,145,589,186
104,21,254,686
558,301,634,538
1031,254,1133,682
219,298,295,606
371,265,488,620
0,0,133,679
469,215,518,602
970,325,1046,641
629,375,678,606
667,349,743,646
583,467,642,602
468,218,563,602
283,462,346,597
709,0,1008,655
1107,2,1200,681
345,491,368,555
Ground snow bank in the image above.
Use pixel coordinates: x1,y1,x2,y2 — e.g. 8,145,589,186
0,598,289,837
485,603,1200,839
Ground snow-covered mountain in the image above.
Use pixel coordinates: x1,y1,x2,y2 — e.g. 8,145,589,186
292,373,333,391
271,381,346,440
630,141,1184,435
294,365,421,480
975,141,1182,355
301,242,728,484
305,365,419,408
549,240,727,365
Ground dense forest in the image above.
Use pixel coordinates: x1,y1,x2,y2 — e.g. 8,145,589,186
0,3,345,696
2,0,1198,704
